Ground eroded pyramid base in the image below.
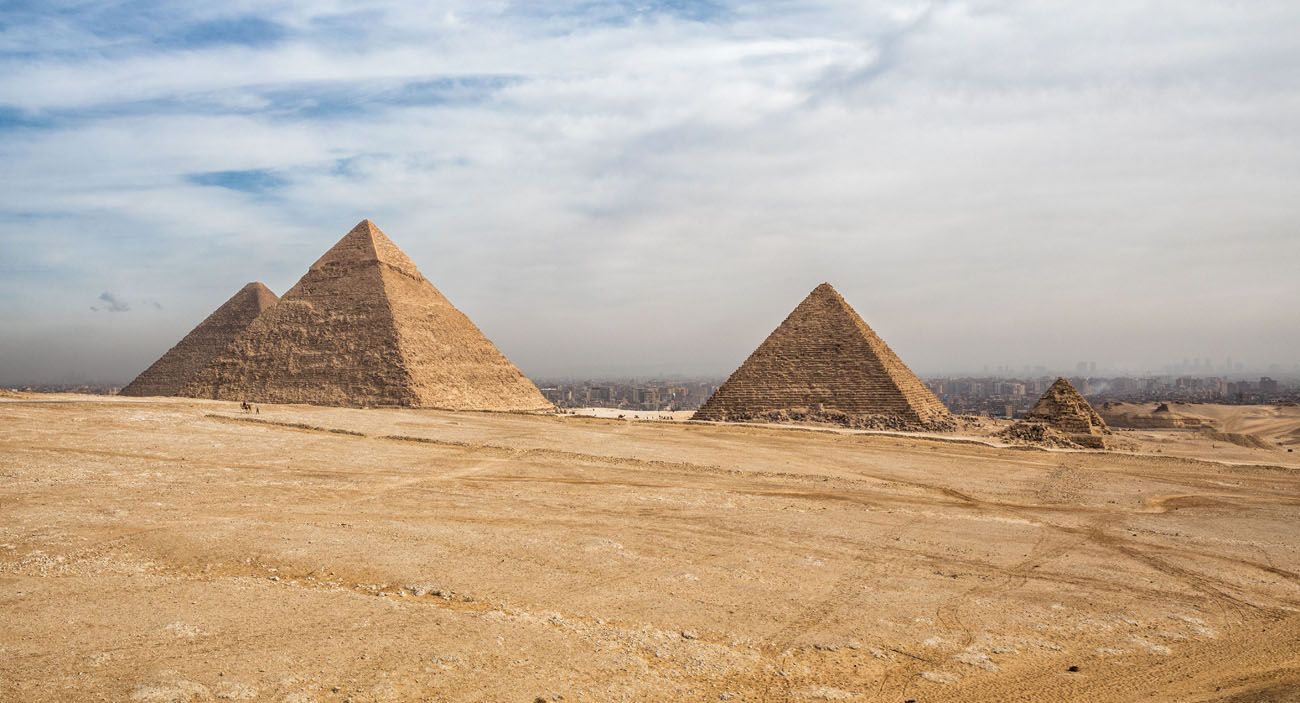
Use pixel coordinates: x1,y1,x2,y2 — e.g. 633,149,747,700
997,421,1108,449
696,405,957,432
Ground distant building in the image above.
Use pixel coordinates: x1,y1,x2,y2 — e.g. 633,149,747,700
631,387,660,408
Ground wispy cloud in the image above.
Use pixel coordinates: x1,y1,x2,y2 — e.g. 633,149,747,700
188,168,287,194
161,15,288,50
1,1,1298,385
92,291,130,313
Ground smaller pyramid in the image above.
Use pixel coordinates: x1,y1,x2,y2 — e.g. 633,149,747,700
1021,378,1108,447
694,283,952,430
120,282,278,397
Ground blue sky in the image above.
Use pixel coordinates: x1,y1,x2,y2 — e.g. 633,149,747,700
1,1,1299,384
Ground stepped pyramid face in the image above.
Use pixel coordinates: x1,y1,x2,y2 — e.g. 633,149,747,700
120,282,278,397
179,220,551,411
1025,378,1107,438
694,283,951,428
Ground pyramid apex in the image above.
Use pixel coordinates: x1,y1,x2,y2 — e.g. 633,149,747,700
311,219,419,276
240,281,278,307
338,218,395,244
804,283,853,312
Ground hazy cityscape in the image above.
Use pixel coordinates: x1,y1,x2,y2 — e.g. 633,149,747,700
11,369,1299,419
530,371,1300,417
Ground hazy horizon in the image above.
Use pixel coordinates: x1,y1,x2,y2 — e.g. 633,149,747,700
3,2,1299,386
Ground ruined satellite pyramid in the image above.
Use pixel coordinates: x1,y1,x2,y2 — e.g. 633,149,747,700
179,220,551,411
120,282,278,397
1022,377,1108,447
694,283,952,429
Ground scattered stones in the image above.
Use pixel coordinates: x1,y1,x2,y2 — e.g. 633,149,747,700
130,680,211,702
953,650,999,672
429,654,463,669
996,421,1085,449
1128,635,1172,655
214,681,258,700
1170,614,1218,638
791,685,858,700
162,622,202,639
404,584,452,599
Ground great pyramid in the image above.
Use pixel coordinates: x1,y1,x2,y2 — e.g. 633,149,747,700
694,283,952,430
120,282,278,397
179,219,551,411
1021,377,1109,447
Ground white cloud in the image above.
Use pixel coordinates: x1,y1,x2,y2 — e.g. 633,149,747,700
1,0,1298,384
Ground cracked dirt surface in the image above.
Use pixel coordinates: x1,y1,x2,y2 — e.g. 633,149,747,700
2,394,1299,702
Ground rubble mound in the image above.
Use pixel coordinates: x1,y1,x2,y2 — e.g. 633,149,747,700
955,415,998,432
179,220,551,411
121,282,278,397
693,283,951,431
996,422,1085,449
731,407,957,432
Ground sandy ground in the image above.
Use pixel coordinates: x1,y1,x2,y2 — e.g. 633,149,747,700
2,394,1299,702
1099,403,1300,468
562,407,694,421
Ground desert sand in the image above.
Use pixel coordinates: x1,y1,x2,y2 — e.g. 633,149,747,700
3,394,1299,702
1099,402,1300,468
